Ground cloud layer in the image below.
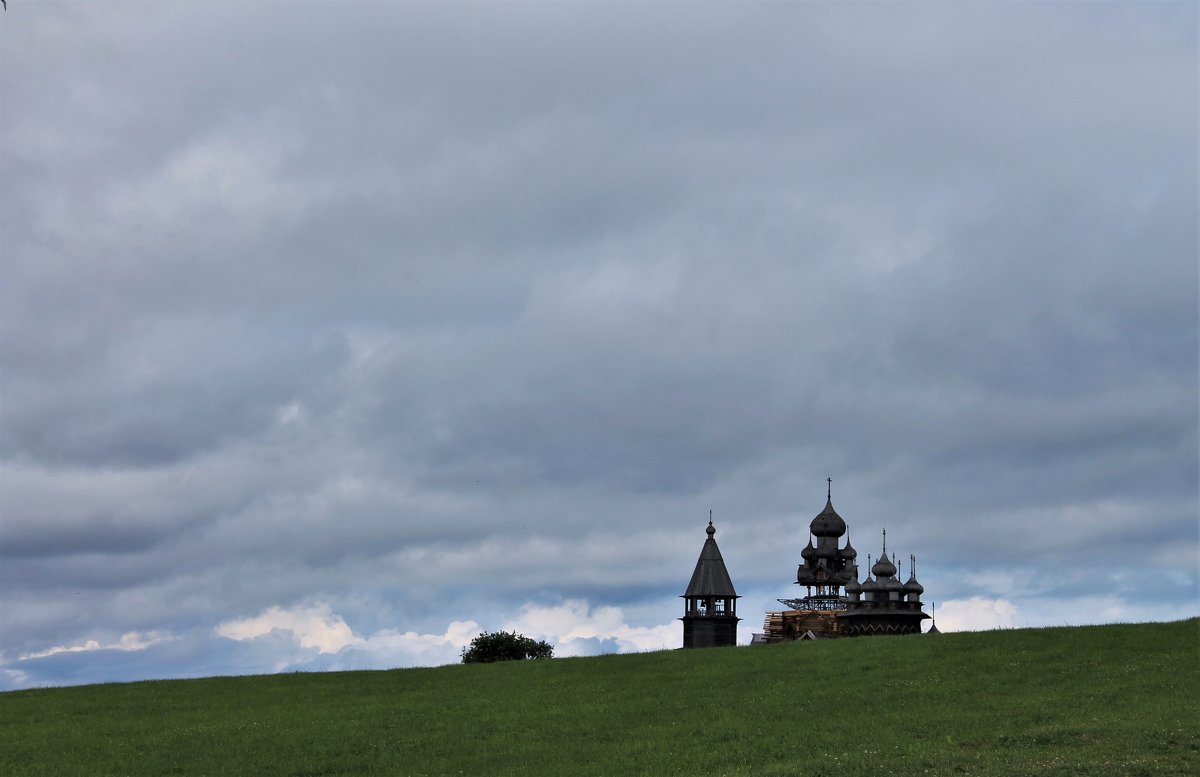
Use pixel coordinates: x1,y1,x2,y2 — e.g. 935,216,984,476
1,2,1196,689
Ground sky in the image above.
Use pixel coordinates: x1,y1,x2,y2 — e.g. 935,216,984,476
0,1,1196,690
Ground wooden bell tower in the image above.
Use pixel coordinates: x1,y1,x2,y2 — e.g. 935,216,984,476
681,514,740,648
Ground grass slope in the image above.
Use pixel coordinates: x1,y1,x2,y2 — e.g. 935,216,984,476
2,619,1197,776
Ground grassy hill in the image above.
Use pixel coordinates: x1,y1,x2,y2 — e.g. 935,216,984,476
2,619,1197,776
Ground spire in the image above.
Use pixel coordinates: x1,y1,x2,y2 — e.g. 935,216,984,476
683,515,737,597
827,476,832,500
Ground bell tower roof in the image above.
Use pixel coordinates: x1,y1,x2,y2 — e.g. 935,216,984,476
683,514,738,598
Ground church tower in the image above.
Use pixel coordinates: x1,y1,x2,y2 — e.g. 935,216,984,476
681,515,740,648
784,478,859,611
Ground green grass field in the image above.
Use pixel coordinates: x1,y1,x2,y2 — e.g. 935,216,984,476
2,619,1197,776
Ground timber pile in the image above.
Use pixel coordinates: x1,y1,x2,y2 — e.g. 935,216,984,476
758,610,843,642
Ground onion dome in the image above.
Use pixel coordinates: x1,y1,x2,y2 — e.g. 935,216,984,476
801,537,816,560
809,478,847,537
872,553,896,579
859,574,877,593
903,555,924,595
880,575,904,592
844,576,862,595
842,536,857,560
810,498,847,538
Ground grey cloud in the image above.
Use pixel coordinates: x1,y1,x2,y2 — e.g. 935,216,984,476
1,2,1195,687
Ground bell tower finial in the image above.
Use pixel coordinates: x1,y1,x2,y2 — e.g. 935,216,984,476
827,477,832,500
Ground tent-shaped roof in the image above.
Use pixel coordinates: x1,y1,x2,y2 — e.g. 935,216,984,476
683,521,739,598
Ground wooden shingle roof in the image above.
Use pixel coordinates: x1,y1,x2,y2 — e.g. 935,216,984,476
683,521,738,598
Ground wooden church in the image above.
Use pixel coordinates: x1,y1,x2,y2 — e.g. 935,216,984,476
680,481,932,648
759,479,930,641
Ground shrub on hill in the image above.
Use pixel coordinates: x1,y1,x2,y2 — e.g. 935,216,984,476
461,630,554,663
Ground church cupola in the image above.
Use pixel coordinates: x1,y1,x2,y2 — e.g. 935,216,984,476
844,572,862,602
871,533,897,578
859,555,878,603
680,513,740,648
903,555,924,602
786,479,858,612
810,491,847,538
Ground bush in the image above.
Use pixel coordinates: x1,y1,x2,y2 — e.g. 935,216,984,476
461,631,554,664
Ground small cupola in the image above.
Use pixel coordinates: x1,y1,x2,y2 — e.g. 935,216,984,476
871,554,896,579
903,554,924,600
871,529,897,579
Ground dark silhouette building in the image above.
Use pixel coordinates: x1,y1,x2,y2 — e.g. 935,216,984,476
838,536,929,636
786,479,859,612
680,515,740,648
755,480,929,641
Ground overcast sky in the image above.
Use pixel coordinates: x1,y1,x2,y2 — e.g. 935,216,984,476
1,1,1196,690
